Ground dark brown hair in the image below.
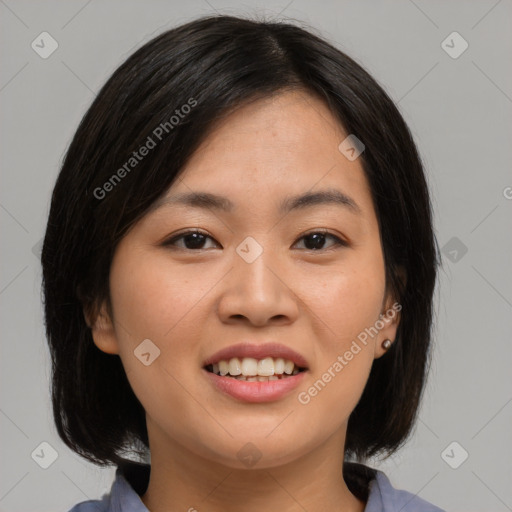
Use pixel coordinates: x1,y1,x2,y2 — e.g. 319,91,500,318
41,14,439,467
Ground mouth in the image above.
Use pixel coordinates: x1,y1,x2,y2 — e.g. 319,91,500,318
201,342,309,402
204,357,307,382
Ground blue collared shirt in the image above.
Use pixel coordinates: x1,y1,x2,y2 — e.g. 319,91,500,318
68,462,445,512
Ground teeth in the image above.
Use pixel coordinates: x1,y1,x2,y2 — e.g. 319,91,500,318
284,359,294,375
257,357,274,376
209,356,303,377
230,374,283,382
228,357,242,376
274,358,285,374
218,360,229,376
241,357,258,376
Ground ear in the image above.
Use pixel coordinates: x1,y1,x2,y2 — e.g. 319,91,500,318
374,267,406,359
84,300,120,355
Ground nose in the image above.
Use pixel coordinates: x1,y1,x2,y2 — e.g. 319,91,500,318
216,244,300,327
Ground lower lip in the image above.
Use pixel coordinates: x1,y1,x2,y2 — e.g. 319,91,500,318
203,369,307,403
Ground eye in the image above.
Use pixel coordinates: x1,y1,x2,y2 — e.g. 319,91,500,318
163,230,220,250
293,230,348,251
162,229,348,252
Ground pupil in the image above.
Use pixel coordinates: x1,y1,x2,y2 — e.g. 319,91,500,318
305,233,326,250
185,233,206,249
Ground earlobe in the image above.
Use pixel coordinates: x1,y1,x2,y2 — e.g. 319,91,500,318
374,267,406,359
373,299,402,359
84,301,120,355
374,338,394,359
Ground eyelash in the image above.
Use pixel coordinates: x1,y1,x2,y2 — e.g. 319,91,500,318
163,229,348,252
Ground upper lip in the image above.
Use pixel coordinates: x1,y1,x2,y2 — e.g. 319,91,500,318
203,342,309,369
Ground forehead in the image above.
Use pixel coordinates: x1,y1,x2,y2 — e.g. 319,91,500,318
159,90,374,218
186,90,346,168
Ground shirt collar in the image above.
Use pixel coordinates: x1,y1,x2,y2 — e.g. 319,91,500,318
108,463,150,512
106,461,443,512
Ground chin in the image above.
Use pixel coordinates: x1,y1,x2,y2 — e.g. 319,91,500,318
195,433,312,471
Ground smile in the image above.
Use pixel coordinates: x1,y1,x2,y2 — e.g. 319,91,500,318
205,356,306,381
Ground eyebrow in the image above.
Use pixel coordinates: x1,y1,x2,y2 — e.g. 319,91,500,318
152,188,361,215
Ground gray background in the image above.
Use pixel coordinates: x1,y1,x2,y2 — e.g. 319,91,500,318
1,1,511,511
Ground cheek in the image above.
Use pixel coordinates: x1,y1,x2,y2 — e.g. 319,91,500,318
302,254,386,344
293,253,385,413
107,247,207,413
108,245,231,392
109,246,210,341
294,343,374,441
294,266,383,422
335,269,385,337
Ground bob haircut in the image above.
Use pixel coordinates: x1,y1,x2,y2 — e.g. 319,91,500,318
41,14,440,468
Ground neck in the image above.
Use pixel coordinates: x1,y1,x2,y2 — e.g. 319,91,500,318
140,423,366,512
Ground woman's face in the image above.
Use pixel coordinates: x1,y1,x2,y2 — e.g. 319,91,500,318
90,89,400,469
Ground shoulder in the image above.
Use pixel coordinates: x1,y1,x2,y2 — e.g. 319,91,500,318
367,468,446,511
343,462,445,512
67,499,108,512
66,462,151,512
66,489,109,512
66,488,111,512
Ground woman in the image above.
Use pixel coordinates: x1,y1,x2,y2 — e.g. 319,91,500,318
42,14,443,512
